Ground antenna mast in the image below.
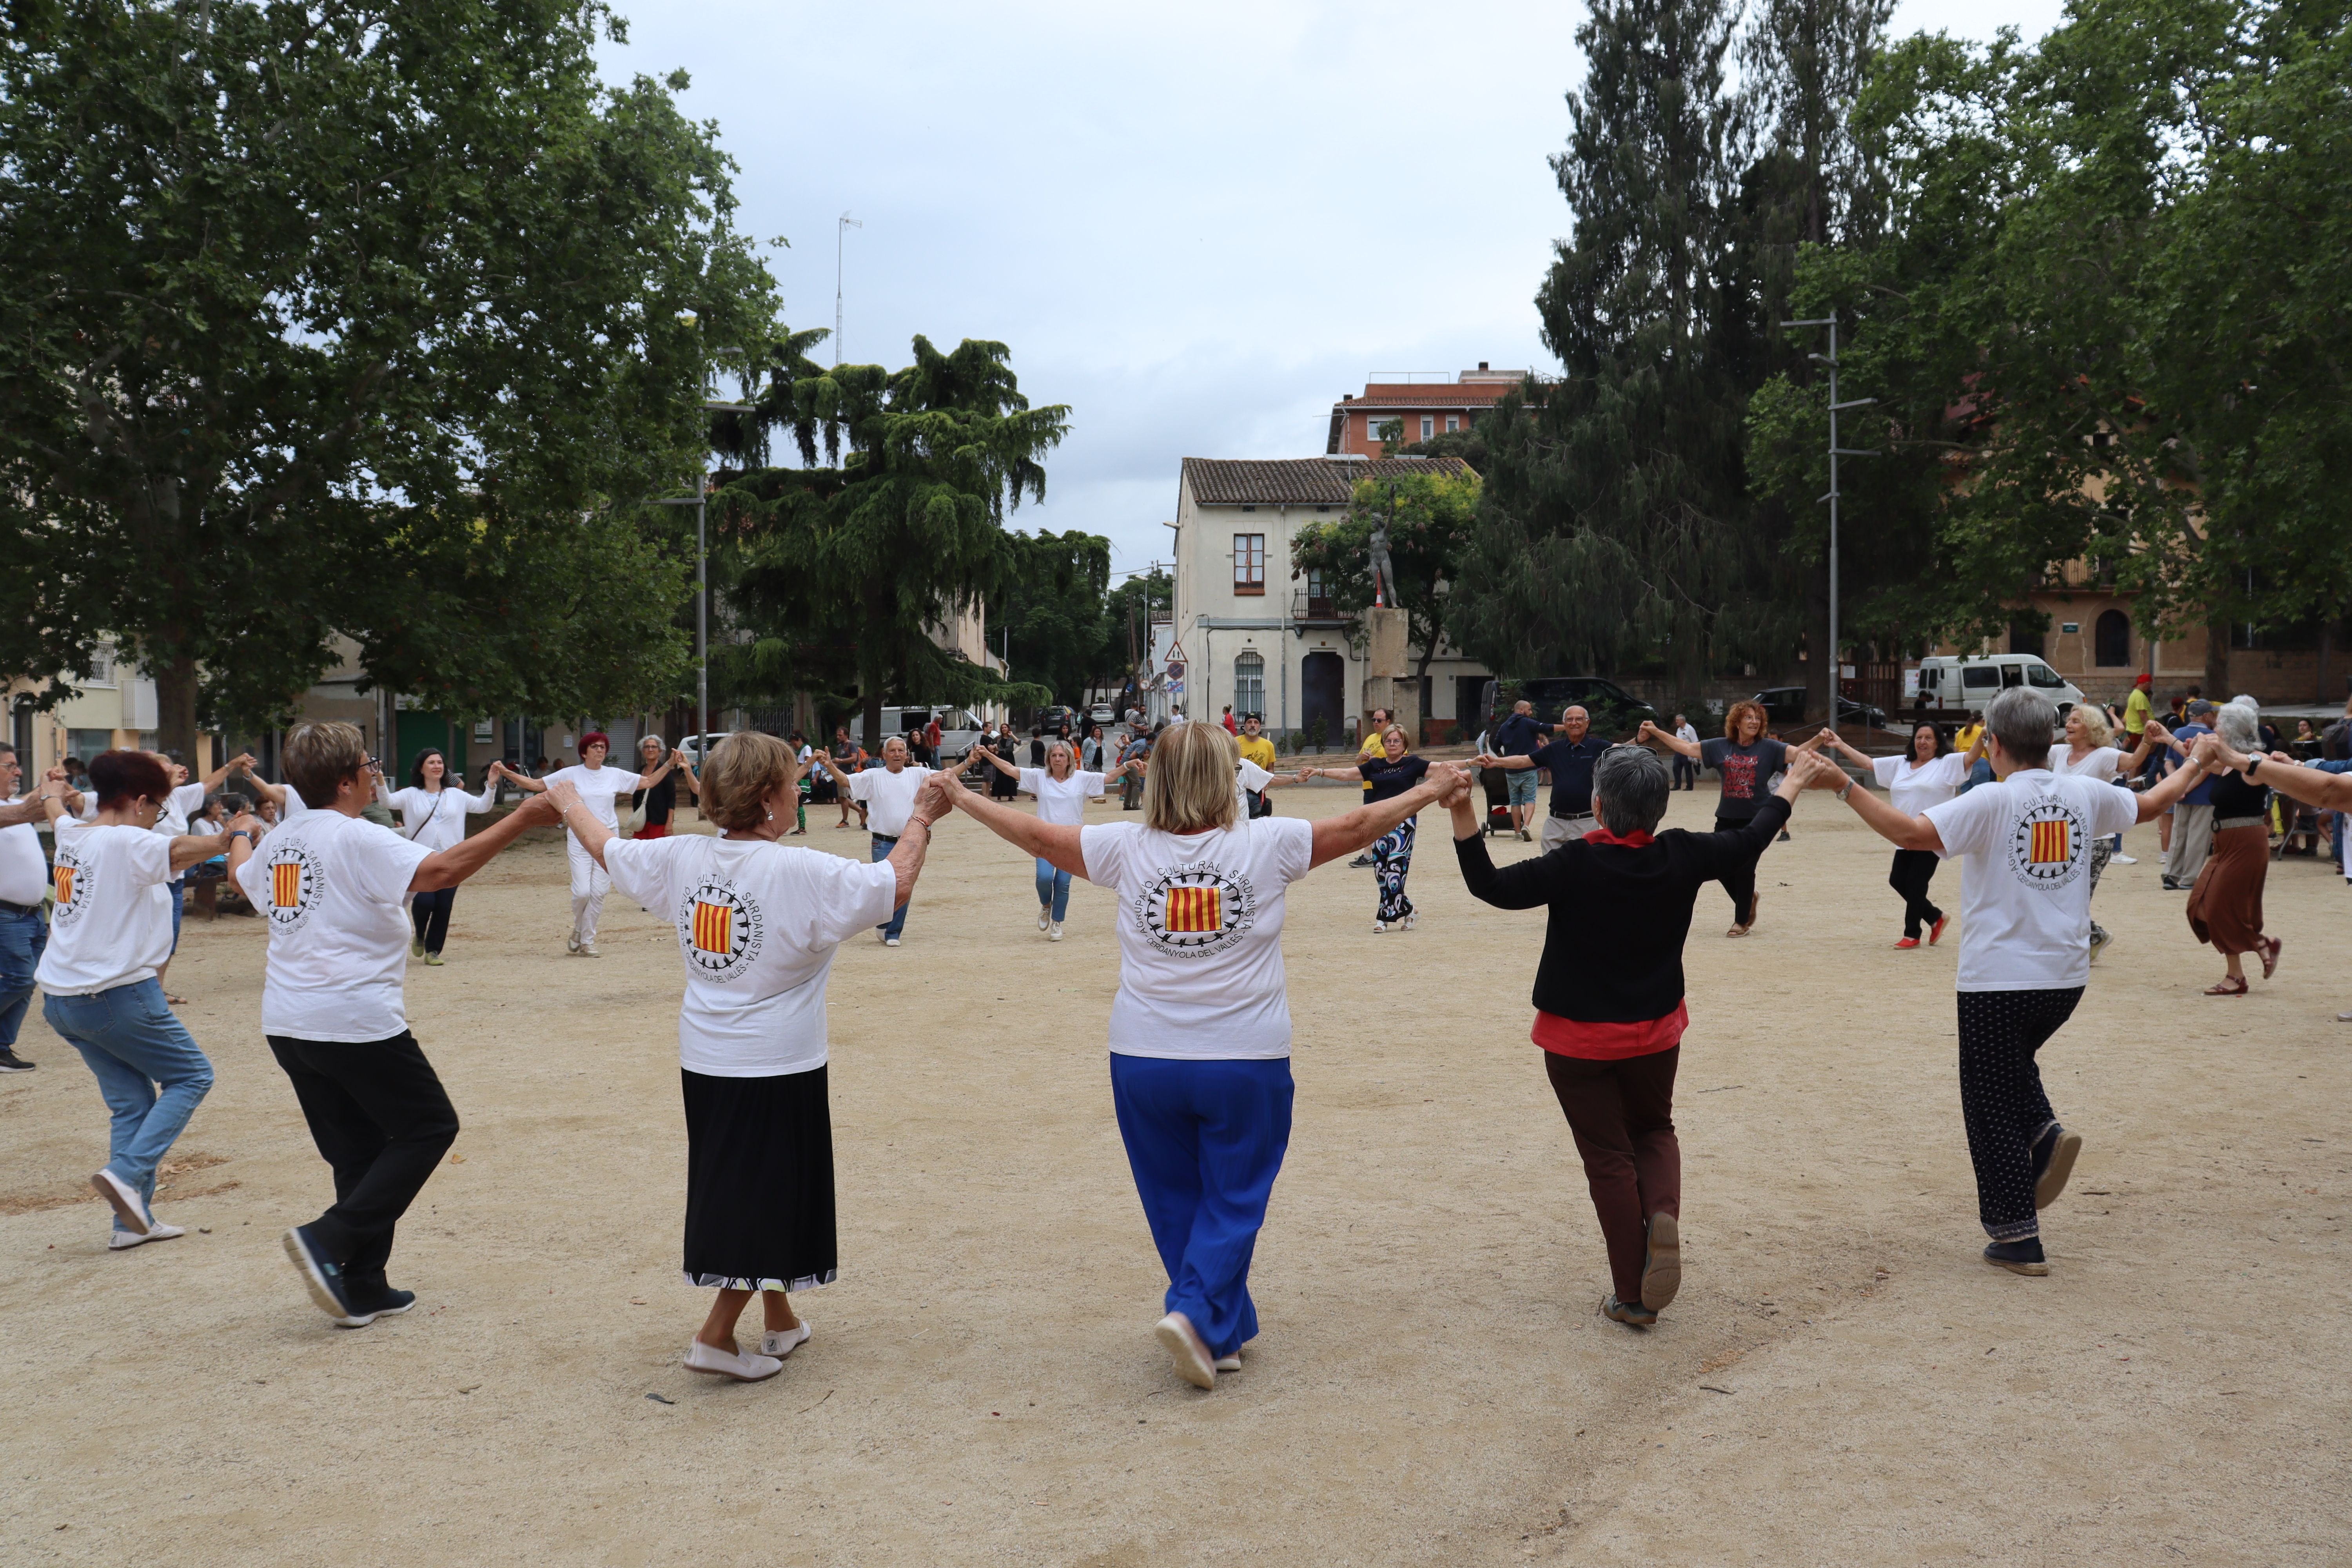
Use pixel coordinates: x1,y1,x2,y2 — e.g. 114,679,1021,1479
835,212,862,366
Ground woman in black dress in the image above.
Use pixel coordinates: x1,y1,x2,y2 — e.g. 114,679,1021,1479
631,734,700,838
1303,724,1431,931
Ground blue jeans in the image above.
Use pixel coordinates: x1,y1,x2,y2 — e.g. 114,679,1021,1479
1035,858,1071,922
871,836,908,939
1109,1053,1294,1359
43,979,214,1231
0,904,45,1049
167,875,185,953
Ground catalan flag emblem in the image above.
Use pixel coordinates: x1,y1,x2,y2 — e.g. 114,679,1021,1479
1163,885,1223,933
52,866,74,906
273,861,302,908
692,899,734,954
2028,818,2071,865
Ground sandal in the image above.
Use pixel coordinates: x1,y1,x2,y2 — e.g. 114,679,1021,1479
2259,937,2283,980
2203,976,2249,996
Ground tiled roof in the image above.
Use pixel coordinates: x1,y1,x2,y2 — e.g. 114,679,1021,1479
1181,456,1474,506
1343,382,1524,407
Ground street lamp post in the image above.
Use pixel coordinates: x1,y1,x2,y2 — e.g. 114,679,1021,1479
1783,317,1878,730
655,395,753,783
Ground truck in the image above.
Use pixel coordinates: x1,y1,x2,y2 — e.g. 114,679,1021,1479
1912,654,2087,718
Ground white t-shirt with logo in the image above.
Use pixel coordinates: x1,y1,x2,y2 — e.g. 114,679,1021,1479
1871,751,1969,816
35,820,178,994
0,800,47,907
1018,768,1107,827
1079,816,1316,1060
383,784,497,853
848,765,933,837
1923,769,2140,992
604,834,898,1077
543,764,643,834
2053,746,2124,779
156,780,207,838
233,809,434,1041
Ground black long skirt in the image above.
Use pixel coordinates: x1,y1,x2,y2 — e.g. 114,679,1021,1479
680,1065,838,1292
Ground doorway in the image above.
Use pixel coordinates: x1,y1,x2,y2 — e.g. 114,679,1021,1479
1301,651,1345,750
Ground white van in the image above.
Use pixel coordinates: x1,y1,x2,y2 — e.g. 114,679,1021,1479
1913,654,2086,716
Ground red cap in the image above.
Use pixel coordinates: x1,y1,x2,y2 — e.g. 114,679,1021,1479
2134,674,2151,686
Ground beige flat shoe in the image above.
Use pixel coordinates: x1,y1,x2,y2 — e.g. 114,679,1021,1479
1155,1312,1216,1390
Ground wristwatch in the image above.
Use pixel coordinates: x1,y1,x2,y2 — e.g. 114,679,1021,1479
1836,779,1855,801
2246,755,2264,777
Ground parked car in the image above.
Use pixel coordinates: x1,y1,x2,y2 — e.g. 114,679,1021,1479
1749,687,1889,730
1033,705,1080,736
673,732,733,765
1912,653,2084,718
1088,702,1118,725
1477,676,1660,742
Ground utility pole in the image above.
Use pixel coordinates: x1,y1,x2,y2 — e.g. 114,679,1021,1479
1784,317,1878,730
835,212,862,366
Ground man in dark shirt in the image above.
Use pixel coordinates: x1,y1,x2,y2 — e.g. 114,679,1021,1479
1490,698,1545,840
1480,704,1613,850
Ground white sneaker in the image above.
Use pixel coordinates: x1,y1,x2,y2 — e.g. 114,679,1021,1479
91,1169,153,1234
565,934,581,954
684,1339,784,1381
1401,913,1417,931
1048,922,1063,942
759,1322,811,1358
2111,853,2138,865
109,1222,185,1250
1038,906,1051,932
578,941,599,958
1370,920,1385,933
1154,1312,1216,1390
884,936,901,947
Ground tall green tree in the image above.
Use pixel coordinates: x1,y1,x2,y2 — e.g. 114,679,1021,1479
0,1,774,755
984,530,1114,709
1290,466,1482,695
717,336,1066,748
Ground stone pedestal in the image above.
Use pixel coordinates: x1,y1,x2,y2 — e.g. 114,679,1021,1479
1361,606,1419,742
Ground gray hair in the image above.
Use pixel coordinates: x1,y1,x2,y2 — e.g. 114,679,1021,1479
1593,744,1670,835
2215,702,2261,751
639,732,665,752
1985,687,2056,769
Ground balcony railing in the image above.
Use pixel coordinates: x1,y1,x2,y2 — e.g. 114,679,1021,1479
1291,590,1345,625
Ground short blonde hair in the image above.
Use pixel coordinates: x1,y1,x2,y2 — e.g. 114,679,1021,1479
284,722,368,809
702,731,798,833
1380,723,1410,751
1143,720,1239,833
2071,704,2112,747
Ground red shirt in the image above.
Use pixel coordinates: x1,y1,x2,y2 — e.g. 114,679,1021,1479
1526,823,1687,1060
1221,713,1238,733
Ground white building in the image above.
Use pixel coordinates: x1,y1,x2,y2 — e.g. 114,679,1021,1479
1167,456,1490,745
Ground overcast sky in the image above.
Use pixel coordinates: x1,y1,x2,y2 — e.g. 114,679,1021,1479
599,0,2070,580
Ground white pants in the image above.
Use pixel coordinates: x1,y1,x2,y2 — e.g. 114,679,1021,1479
1541,811,1598,851
567,832,610,942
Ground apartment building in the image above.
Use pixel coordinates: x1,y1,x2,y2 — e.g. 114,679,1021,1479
1325,365,1528,457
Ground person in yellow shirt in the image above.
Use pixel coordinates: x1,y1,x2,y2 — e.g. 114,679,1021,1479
1236,713,1277,773
2120,673,2152,740
1345,708,1394,863
1953,715,1984,755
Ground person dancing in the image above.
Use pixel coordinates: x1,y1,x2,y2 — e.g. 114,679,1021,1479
1813,722,1973,948
812,736,940,948
968,739,1138,940
501,732,687,957
932,720,1463,1388
2045,706,2165,956
2184,702,2280,996
629,733,701,840
550,736,946,1381
1448,745,1804,1325
1816,686,2210,1276
1478,703,1612,850
31,753,230,1249
1303,723,1431,932
229,723,562,1325
1642,702,1787,936
377,747,499,966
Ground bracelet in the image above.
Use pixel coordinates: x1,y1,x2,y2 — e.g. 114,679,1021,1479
1837,779,1855,802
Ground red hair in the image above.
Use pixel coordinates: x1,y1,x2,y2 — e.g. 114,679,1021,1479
579,731,610,753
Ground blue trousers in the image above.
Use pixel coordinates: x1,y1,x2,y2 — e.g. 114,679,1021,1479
167,875,185,953
43,979,215,1232
1109,1053,1294,1359
870,837,908,939
1035,858,1071,922
0,904,45,1049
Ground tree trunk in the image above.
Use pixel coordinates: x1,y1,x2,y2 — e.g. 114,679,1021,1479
2204,612,2233,701
152,652,202,766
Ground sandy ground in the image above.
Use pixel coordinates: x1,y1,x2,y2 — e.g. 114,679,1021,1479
2,775,2347,1566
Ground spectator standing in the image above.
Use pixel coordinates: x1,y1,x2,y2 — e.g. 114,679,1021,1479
1119,726,1152,811
1236,716,1279,818
1670,715,1700,791
1491,699,1545,839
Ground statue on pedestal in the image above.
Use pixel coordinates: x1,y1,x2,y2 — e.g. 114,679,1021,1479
1367,509,1396,609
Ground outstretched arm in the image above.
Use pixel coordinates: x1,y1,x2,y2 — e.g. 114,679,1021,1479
501,763,551,794
1309,765,1467,869
1803,747,1945,852
936,766,1085,875
411,790,564,889
1307,764,1367,782
1637,720,1702,760
967,745,1020,779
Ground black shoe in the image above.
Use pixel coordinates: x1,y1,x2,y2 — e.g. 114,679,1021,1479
1982,1238,2049,1276
2160,875,2182,890
1640,1213,1682,1310
1601,1294,1658,1327
1348,853,1375,868
343,1287,417,1327
2030,1123,2083,1210
0,1047,33,1071
283,1225,365,1325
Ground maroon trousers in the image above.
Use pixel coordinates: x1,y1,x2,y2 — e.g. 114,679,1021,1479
1543,1045,1681,1304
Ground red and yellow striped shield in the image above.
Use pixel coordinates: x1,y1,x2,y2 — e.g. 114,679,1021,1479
692,899,733,954
1163,885,1223,934
2028,818,2071,865
52,866,74,907
272,861,301,908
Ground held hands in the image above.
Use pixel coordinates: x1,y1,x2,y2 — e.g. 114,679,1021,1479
531,781,582,823
916,770,960,818
1430,762,1474,806
1784,749,1846,793
225,811,263,837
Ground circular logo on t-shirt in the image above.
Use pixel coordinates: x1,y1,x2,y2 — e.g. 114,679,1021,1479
676,877,763,981
49,845,90,931
2007,797,2087,890
262,842,327,932
1135,862,1255,957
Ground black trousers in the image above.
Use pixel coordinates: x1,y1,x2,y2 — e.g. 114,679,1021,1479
410,888,456,953
1888,849,1943,938
1671,756,1697,789
267,1031,459,1290
1713,814,1758,923
1955,987,2080,1242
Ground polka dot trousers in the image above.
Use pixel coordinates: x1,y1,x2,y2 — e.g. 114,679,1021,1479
1955,987,2084,1241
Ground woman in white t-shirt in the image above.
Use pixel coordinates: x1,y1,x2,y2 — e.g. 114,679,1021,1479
501,732,687,956
2050,705,2165,957
967,739,1139,940
1820,722,1970,946
554,731,942,1384
33,750,240,1249
934,721,1464,1392
377,747,499,965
